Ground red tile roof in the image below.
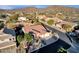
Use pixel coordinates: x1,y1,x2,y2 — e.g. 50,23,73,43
24,24,46,37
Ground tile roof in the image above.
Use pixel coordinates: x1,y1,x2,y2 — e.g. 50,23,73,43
0,33,12,41
0,41,16,49
24,24,47,37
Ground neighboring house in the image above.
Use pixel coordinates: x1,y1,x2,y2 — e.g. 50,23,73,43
0,33,16,43
6,13,12,16
0,19,6,24
36,15,47,19
0,32,16,53
3,27,16,36
18,17,28,22
0,19,5,22
0,41,16,53
44,17,63,22
49,17,77,31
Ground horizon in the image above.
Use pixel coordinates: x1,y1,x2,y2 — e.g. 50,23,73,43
0,5,79,10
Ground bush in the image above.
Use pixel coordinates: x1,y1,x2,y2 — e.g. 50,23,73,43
0,21,4,30
16,35,24,44
47,19,55,25
16,33,33,45
24,33,32,42
62,24,72,32
57,47,67,53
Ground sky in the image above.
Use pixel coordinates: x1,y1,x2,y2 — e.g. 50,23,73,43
0,5,79,10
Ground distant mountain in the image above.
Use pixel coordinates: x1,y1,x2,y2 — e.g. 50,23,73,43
0,5,79,14
12,7,38,13
0,8,37,14
39,6,79,13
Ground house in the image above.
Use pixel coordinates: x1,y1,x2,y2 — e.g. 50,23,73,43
0,32,16,53
23,23,58,39
41,17,63,23
0,41,16,53
0,33,16,43
36,15,47,19
23,23,62,52
3,27,16,36
23,24,47,38
0,19,5,22
18,17,28,22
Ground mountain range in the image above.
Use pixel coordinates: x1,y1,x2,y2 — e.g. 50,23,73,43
0,5,79,14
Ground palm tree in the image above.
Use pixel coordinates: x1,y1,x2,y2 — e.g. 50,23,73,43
16,35,24,44
24,33,33,43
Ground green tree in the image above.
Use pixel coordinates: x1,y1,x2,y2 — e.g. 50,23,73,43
0,21,4,30
47,19,55,25
17,33,33,44
16,35,24,44
57,47,67,53
62,23,72,32
24,33,32,43
0,14,7,18
9,14,19,22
